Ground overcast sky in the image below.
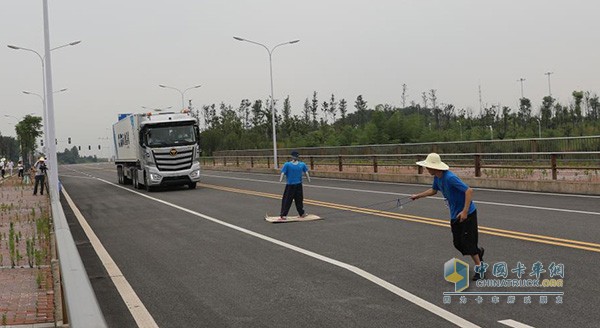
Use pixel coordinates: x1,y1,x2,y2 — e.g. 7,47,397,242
1,0,598,156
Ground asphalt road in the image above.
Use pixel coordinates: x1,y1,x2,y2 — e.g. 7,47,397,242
58,163,600,328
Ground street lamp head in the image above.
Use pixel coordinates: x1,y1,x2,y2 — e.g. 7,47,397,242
289,40,300,44
69,40,82,46
7,45,20,50
159,84,166,88
56,88,68,93
192,85,202,89
22,91,32,95
233,36,245,41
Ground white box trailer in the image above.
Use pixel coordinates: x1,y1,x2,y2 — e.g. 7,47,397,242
112,111,201,191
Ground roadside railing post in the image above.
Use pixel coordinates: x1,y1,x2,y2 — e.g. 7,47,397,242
310,157,314,170
267,156,271,169
250,156,254,168
373,156,378,173
417,156,423,174
223,157,227,167
338,155,343,172
236,157,239,167
475,155,481,177
212,157,216,166
551,154,557,180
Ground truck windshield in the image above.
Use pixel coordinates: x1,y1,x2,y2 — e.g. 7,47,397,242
145,125,196,147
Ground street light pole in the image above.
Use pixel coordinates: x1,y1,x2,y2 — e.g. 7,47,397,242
517,78,526,98
233,36,300,169
535,118,542,138
7,41,80,172
488,125,493,140
158,84,201,111
544,72,553,97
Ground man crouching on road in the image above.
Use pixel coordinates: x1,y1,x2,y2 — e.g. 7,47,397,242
410,153,485,281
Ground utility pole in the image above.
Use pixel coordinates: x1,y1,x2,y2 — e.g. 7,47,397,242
545,72,553,97
517,78,526,98
401,84,407,108
478,84,483,113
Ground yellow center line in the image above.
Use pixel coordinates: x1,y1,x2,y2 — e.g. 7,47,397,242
200,183,600,253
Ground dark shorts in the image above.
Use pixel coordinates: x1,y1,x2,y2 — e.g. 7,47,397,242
450,210,480,256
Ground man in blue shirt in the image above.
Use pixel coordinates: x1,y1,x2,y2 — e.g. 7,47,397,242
410,153,485,280
279,151,311,220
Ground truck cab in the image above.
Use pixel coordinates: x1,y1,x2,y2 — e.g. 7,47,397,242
114,111,201,191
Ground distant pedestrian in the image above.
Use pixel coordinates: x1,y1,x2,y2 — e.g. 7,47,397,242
0,158,5,179
17,160,24,179
8,160,14,176
279,151,310,220
33,157,48,196
410,153,485,280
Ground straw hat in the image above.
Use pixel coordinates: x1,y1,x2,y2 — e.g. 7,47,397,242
39,157,45,161
416,153,449,171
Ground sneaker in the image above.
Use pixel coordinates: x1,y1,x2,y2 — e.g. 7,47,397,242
300,213,308,218
479,247,485,263
472,272,482,281
278,216,287,221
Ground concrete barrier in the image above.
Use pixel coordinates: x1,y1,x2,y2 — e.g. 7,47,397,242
202,165,600,195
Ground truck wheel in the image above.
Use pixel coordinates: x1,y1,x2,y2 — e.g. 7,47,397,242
117,166,123,184
123,168,132,185
132,169,139,189
188,182,197,189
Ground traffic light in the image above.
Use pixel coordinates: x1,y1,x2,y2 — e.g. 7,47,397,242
88,145,91,150
68,137,71,144
55,139,57,145
78,146,81,151
98,145,101,150
40,139,44,146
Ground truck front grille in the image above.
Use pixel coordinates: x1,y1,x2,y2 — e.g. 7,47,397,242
153,147,194,171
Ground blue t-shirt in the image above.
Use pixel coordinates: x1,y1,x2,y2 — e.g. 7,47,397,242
432,170,476,221
281,161,308,185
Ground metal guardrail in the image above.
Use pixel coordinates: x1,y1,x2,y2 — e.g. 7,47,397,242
201,151,600,181
214,135,600,157
52,186,107,327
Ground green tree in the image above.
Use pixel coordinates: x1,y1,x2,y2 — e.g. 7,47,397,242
518,97,532,124
310,91,319,127
540,96,554,128
15,115,43,167
303,98,311,125
338,99,348,122
0,136,20,162
329,94,338,123
572,91,584,124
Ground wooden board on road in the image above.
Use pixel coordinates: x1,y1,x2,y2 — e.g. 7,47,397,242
265,214,322,223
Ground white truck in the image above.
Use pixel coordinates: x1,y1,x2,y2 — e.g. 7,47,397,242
112,111,201,191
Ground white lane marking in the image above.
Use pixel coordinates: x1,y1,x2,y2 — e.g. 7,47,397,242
498,319,535,328
88,176,480,328
62,187,159,328
59,174,98,180
203,169,600,199
202,174,600,216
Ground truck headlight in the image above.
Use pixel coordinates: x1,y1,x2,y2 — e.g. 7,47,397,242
189,169,200,178
150,173,162,181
